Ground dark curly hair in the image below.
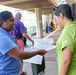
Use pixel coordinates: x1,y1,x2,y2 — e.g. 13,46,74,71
0,11,12,27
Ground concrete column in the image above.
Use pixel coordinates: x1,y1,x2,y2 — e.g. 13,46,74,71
49,13,53,23
35,8,43,38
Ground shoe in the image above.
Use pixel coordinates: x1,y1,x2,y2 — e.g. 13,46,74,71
20,72,26,75
24,45,28,47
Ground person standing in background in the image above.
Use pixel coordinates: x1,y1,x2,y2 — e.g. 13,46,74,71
45,21,48,33
10,12,34,75
50,21,54,32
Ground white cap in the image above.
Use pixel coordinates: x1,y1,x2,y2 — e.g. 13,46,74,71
15,12,22,17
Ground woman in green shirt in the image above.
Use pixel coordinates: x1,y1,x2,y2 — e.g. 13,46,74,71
53,4,76,75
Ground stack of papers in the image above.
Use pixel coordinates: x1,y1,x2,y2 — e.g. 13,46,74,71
23,38,56,64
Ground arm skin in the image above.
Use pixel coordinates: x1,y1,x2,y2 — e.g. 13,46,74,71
60,47,73,75
22,33,34,44
7,47,47,60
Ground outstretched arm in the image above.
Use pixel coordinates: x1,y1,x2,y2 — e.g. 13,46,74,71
7,47,47,60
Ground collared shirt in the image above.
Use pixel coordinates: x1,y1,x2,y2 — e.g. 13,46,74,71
56,21,76,75
0,28,21,75
10,18,27,39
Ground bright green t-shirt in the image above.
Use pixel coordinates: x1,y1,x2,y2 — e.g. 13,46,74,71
56,21,76,75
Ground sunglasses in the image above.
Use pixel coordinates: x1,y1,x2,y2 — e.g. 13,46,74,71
53,6,65,16
53,6,61,13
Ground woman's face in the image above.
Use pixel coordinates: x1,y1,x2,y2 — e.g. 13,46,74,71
55,13,64,28
3,15,15,31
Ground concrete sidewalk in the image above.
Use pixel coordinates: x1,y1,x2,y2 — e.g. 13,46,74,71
23,29,62,75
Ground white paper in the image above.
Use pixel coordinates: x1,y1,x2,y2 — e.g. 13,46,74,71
23,46,43,64
33,38,56,51
23,55,43,64
23,38,56,64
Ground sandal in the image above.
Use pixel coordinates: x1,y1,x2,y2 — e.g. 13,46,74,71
20,72,26,75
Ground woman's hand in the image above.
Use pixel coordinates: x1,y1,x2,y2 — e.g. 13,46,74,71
38,49,47,55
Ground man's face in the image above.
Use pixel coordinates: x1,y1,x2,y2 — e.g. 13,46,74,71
19,16,22,20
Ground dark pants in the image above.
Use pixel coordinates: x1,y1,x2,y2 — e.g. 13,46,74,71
46,26,48,33
22,36,27,45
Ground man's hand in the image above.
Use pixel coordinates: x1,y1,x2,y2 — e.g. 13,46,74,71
32,40,34,44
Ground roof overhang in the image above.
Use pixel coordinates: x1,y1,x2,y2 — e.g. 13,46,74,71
0,0,58,14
